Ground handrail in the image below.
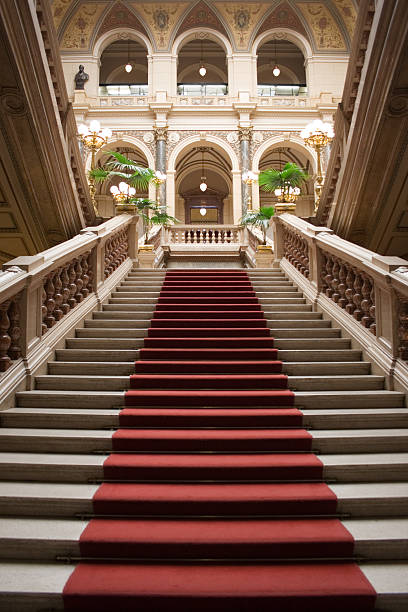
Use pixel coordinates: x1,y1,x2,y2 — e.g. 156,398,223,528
273,214,408,375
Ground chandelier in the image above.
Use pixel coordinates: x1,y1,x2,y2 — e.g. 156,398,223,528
110,182,136,204
77,120,112,214
301,119,334,212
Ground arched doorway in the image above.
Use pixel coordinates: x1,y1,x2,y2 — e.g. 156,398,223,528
257,145,314,217
175,145,231,223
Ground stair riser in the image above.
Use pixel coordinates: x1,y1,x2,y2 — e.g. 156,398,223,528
55,350,139,362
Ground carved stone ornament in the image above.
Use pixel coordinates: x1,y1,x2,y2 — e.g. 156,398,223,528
239,127,252,142
0,89,26,116
252,132,264,144
143,132,155,144
227,132,239,144
168,132,180,144
387,91,408,118
154,127,168,141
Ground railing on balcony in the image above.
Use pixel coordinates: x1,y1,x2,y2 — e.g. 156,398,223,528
177,84,228,97
99,84,148,97
168,225,240,245
257,84,307,97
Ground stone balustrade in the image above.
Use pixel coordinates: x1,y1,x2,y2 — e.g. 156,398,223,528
168,225,241,245
273,214,408,389
0,215,137,385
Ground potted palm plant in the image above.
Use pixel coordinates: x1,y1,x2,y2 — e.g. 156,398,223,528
258,162,309,213
239,206,275,246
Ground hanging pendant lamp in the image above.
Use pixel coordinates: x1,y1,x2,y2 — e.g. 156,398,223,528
199,38,207,77
199,148,207,192
272,38,280,77
125,39,133,73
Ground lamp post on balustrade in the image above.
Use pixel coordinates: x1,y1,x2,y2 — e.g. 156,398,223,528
242,171,258,212
77,120,112,215
301,120,334,213
110,181,138,215
151,171,167,210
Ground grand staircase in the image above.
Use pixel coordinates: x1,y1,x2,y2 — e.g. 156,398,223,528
0,267,407,611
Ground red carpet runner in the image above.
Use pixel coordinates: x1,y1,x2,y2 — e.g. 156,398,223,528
63,269,376,611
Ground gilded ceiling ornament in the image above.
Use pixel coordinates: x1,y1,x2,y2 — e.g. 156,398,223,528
134,3,189,49
214,3,270,49
297,3,347,50
61,3,106,50
332,0,357,38
239,127,252,141
52,0,72,32
154,127,168,141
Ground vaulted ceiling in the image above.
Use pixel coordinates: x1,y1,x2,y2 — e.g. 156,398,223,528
52,0,357,54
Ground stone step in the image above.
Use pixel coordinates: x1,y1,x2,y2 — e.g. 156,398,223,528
48,362,134,376
34,374,384,393
276,338,351,349
16,391,123,408
109,297,159,303
65,338,145,349
76,328,148,339
279,349,361,361
283,362,371,375
85,319,151,328
267,320,331,328
272,328,341,338
0,517,406,561
17,388,403,409
3,407,407,431
102,304,156,312
259,297,306,304
55,349,139,362
294,390,405,408
264,312,323,320
0,428,406,455
0,481,406,518
0,560,405,612
35,375,129,391
93,311,155,320
262,304,313,312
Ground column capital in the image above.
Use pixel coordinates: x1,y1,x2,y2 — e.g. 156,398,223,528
238,127,253,142
154,127,168,142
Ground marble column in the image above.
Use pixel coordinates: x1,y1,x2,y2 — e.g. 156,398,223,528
154,127,167,207
239,127,252,215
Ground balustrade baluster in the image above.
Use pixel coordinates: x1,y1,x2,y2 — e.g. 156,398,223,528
44,274,56,328
338,262,347,308
397,296,408,360
324,255,334,298
352,271,364,321
81,254,90,298
74,259,84,302
331,259,340,303
369,286,376,335
68,262,77,309
0,300,11,371
360,274,374,328
8,298,21,360
41,287,47,335
53,269,64,321
61,265,71,315
345,266,356,314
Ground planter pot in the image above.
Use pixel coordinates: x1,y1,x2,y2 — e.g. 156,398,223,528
115,205,139,215
138,245,155,268
255,244,273,268
274,202,296,216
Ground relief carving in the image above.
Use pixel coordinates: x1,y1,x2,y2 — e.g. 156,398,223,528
297,2,347,50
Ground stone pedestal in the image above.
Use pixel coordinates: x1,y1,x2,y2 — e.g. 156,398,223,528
274,203,297,216
138,246,155,268
255,245,273,268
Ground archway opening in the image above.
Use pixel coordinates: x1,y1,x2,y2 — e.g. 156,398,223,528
99,39,148,96
259,146,314,217
257,39,306,97
177,38,227,97
176,145,231,223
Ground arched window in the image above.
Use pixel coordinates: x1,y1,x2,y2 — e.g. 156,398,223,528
177,38,228,97
257,39,306,97
99,38,148,97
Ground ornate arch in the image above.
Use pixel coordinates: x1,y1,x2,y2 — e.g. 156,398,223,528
93,28,153,59
252,28,313,60
252,135,317,174
171,27,233,58
85,136,155,173
168,134,239,173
